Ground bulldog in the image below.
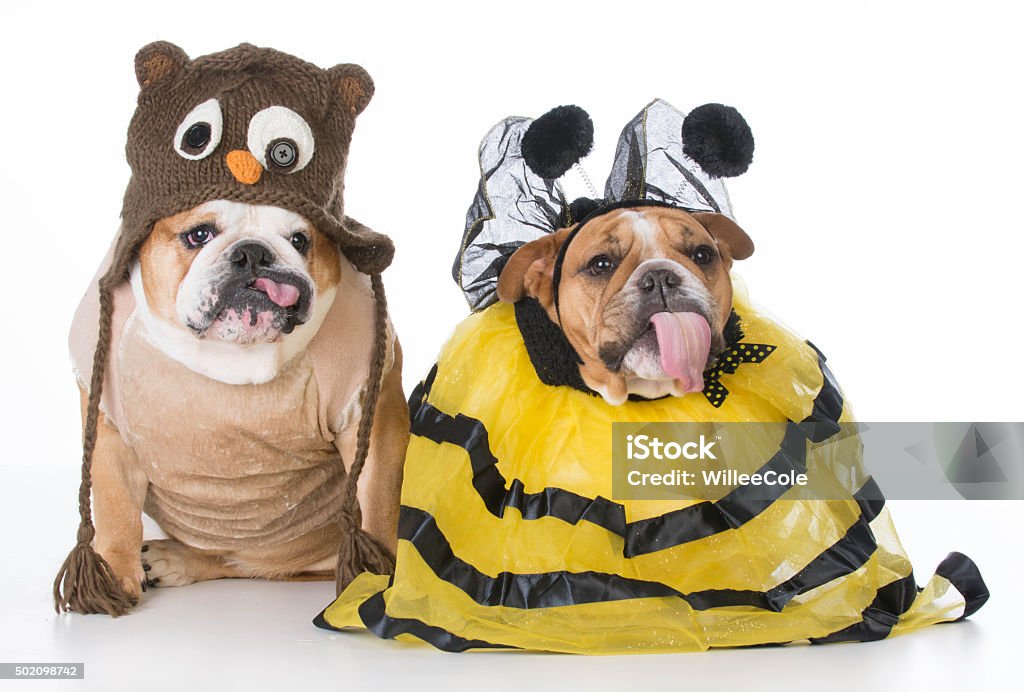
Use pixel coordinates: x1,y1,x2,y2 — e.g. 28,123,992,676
71,200,408,603
52,44,414,617
497,204,754,404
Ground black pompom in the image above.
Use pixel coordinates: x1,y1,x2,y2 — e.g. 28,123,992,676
566,197,604,225
521,105,594,179
682,103,755,178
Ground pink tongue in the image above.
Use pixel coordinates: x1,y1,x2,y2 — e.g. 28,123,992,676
649,312,712,393
252,277,300,307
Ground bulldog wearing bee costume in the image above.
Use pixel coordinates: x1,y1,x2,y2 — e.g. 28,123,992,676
56,42,408,616
316,100,989,653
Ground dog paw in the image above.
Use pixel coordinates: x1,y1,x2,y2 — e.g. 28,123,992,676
120,575,142,603
98,548,145,604
141,539,197,588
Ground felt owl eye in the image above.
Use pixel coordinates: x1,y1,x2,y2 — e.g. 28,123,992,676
247,106,315,173
173,99,224,160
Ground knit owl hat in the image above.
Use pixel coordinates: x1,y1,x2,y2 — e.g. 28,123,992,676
54,42,396,615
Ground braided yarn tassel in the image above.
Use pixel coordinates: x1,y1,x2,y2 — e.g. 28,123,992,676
335,273,396,595
53,276,136,616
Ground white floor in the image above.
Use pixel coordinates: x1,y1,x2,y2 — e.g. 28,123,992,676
1,464,1020,692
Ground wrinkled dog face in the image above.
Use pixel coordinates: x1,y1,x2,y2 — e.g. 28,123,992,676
497,206,753,405
137,199,340,345
582,210,741,383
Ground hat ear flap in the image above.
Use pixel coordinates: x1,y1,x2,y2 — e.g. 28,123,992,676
682,103,755,178
327,64,375,116
521,105,594,179
135,41,189,89
337,215,394,275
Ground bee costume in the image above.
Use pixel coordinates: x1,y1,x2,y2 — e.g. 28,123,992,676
315,100,989,653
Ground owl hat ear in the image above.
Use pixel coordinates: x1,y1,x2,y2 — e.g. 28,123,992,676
327,64,375,116
134,41,189,89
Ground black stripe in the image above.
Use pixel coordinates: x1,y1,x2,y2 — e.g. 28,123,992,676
809,574,919,644
357,591,511,652
312,606,338,632
935,551,990,620
683,512,879,612
854,477,886,522
624,423,809,557
312,585,511,652
398,492,882,612
399,505,676,608
410,403,627,535
800,346,844,442
407,363,438,423
348,551,986,650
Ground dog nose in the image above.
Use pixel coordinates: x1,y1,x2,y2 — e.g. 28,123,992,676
229,241,275,269
639,268,681,293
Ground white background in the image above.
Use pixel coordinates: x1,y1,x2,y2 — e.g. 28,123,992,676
1,1,1021,690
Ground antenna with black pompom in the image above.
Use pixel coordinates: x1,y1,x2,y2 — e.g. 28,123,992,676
521,105,600,221
681,103,755,178
521,104,594,179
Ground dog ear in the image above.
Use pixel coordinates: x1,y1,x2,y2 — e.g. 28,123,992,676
497,229,572,305
692,213,754,262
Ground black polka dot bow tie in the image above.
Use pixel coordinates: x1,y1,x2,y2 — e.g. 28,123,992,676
702,342,777,408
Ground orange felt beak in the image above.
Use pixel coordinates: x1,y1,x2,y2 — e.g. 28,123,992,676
226,150,262,185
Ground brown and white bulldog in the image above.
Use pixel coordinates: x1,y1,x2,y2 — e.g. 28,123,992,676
497,204,754,404
71,199,408,601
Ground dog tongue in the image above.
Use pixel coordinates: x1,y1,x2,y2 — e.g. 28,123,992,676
252,277,300,308
649,312,711,393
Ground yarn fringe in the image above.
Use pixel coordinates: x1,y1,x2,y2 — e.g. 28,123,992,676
334,273,396,595
335,509,397,594
54,275,137,616
53,529,136,616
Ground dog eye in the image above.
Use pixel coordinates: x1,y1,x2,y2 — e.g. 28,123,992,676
173,99,223,160
692,245,715,265
181,224,218,249
290,232,309,255
247,106,315,174
587,254,616,276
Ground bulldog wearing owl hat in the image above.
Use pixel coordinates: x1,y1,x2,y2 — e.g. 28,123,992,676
55,42,409,616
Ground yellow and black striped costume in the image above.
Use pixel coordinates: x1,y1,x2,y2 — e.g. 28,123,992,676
316,285,988,653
